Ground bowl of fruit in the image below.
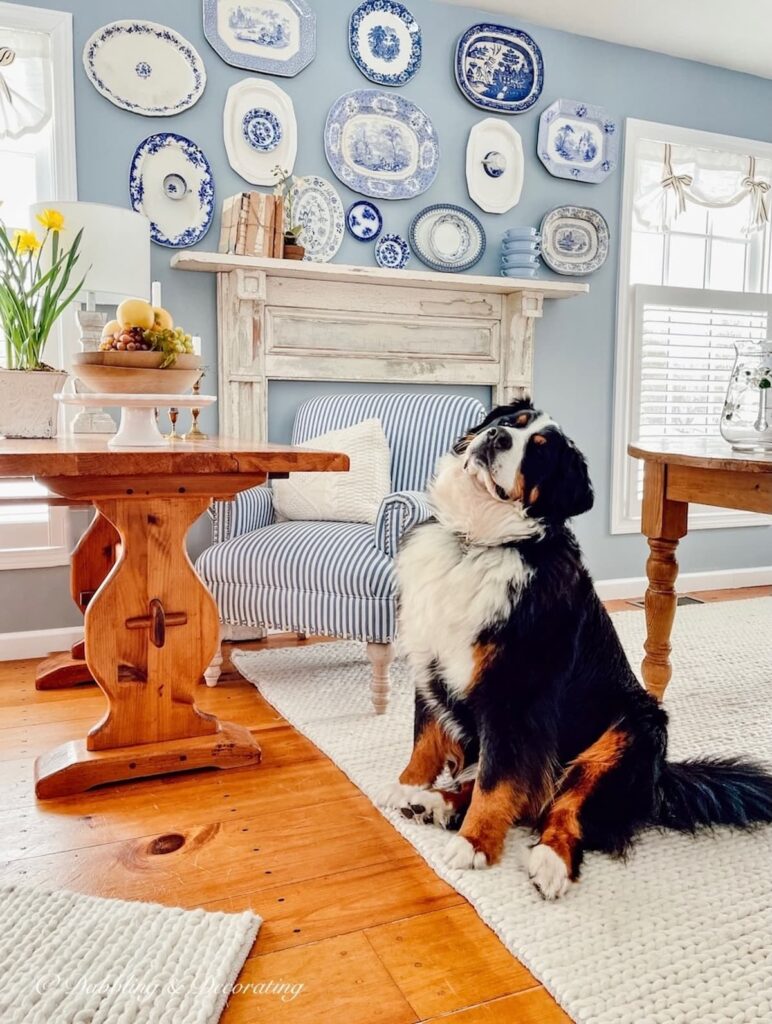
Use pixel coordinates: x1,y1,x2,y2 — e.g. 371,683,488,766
72,298,203,395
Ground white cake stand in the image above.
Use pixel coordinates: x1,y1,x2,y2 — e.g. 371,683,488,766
55,393,216,448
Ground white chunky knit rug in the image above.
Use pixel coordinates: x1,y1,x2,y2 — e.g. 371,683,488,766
0,884,260,1024
233,598,772,1024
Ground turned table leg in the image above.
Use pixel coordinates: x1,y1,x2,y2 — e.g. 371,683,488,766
640,462,688,701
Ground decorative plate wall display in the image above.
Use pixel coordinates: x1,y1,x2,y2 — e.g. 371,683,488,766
538,99,618,183
539,205,609,276
409,203,486,273
203,0,315,77
375,233,410,269
348,0,421,86
83,21,206,116
223,78,297,185
324,89,439,200
455,24,543,113
288,175,344,263
346,199,383,241
129,133,215,248
466,118,524,214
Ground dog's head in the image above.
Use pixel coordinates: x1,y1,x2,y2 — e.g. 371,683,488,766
447,399,594,526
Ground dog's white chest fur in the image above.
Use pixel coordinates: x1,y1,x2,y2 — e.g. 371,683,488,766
397,522,531,696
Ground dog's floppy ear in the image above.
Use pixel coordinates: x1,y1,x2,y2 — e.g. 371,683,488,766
522,430,594,522
451,398,535,455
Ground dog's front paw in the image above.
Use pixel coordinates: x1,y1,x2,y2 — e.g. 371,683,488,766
528,844,570,900
378,783,454,827
442,834,489,870
377,781,419,810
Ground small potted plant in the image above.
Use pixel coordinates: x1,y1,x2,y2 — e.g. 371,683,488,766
0,208,86,438
273,165,304,260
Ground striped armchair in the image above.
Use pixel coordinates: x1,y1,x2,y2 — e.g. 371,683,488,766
196,392,486,712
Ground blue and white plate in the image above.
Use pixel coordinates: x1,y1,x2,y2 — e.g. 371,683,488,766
455,24,543,113
346,200,383,242
83,21,206,116
288,175,344,263
129,133,215,248
540,205,609,276
324,89,439,200
538,99,618,183
375,233,410,269
349,0,421,86
203,0,315,77
409,203,485,273
223,78,297,185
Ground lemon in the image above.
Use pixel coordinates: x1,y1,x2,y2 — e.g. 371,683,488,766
101,319,120,338
117,297,155,330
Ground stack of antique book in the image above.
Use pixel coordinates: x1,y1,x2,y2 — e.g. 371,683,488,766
219,192,285,257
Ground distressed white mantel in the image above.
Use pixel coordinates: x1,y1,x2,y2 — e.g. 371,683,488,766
171,252,589,441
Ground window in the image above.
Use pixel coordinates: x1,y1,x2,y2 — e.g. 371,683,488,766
612,120,772,533
0,3,76,568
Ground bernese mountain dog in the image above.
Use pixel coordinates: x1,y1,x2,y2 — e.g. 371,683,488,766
379,399,772,899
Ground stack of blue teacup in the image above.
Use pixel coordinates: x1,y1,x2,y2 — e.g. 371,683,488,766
501,227,541,278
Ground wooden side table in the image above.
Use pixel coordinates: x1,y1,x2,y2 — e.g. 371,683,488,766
629,439,772,700
0,438,347,798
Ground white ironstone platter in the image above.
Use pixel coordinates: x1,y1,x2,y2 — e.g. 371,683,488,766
203,0,315,77
324,89,439,200
409,203,486,273
288,175,345,263
375,232,410,269
455,23,543,114
346,200,383,242
223,78,297,185
538,99,619,183
83,20,206,116
348,0,421,86
539,205,609,276
129,133,215,248
466,117,524,214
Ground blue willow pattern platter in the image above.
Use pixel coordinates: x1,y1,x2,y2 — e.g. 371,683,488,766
348,0,421,86
288,175,345,263
223,78,297,186
375,233,410,269
129,132,215,248
346,200,383,242
83,21,206,116
539,205,609,276
324,89,439,200
538,99,618,183
409,203,486,273
455,23,543,113
203,0,315,77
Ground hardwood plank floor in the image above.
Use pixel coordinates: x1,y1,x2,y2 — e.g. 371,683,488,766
0,586,768,1023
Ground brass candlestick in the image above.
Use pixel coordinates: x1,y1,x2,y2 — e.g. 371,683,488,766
182,373,208,441
165,407,180,441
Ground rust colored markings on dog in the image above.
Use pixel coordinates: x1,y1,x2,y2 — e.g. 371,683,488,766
540,727,630,877
399,719,463,787
469,641,498,693
460,779,526,865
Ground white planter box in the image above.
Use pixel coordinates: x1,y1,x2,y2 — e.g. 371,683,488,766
0,368,68,438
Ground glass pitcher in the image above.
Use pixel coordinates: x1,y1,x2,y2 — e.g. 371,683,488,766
720,340,772,452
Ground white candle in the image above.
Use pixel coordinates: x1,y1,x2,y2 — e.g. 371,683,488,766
151,281,162,307
192,335,202,356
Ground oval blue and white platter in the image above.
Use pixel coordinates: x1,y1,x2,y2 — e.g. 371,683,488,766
288,175,345,263
129,132,215,248
203,0,315,77
346,200,384,242
409,203,486,273
223,78,297,185
539,205,609,276
83,20,206,116
324,89,439,200
375,233,410,269
538,99,618,183
455,24,543,113
348,0,421,86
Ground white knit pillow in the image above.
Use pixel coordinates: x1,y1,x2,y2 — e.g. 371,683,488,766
272,417,391,524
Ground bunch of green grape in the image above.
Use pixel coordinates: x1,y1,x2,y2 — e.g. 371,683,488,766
142,326,193,368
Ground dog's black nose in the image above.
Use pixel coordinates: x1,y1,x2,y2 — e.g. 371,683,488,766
485,426,512,451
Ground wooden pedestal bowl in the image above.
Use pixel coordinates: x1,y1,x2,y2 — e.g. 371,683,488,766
73,352,203,395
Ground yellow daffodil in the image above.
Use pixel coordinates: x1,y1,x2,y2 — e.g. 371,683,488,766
35,208,65,232
12,229,41,254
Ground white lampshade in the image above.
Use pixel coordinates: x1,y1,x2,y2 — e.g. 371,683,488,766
29,201,151,305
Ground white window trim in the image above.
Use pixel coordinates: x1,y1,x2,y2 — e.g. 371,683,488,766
611,118,772,535
0,2,77,570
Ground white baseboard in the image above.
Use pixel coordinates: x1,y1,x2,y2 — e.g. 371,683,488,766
595,565,772,601
0,626,82,662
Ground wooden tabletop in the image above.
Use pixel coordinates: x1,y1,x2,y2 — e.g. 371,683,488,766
628,438,772,474
0,436,349,479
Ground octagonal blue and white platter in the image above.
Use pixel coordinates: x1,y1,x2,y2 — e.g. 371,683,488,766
538,99,618,183
203,0,315,77
455,23,543,113
223,78,297,185
348,0,421,86
539,205,609,276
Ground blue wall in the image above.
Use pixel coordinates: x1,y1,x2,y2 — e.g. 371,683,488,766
15,0,772,581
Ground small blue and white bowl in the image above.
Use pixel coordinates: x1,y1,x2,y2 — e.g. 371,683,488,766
503,227,539,241
502,239,541,255
501,253,540,268
501,266,539,278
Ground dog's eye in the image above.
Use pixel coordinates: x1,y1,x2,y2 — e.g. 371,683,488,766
532,434,547,445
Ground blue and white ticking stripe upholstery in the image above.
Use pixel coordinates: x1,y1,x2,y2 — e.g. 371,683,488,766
198,393,486,644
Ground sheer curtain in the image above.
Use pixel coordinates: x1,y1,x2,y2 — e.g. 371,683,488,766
0,25,51,140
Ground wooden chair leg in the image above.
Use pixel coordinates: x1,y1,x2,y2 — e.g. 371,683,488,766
204,624,224,687
366,642,394,715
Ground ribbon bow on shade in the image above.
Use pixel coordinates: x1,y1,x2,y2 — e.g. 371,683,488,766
742,157,770,233
660,144,693,218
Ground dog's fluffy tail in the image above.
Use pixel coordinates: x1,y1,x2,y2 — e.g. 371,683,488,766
654,758,772,832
